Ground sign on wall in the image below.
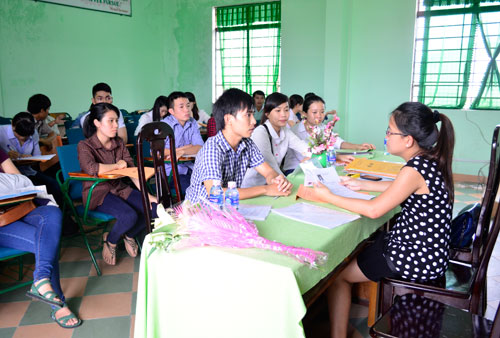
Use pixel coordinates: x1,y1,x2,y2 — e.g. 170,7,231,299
37,0,131,16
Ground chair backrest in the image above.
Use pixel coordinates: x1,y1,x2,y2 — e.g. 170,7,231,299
57,144,83,199
66,128,85,144
136,122,181,233
471,125,500,266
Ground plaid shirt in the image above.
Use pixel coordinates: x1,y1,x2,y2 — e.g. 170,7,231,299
185,130,264,203
162,115,204,175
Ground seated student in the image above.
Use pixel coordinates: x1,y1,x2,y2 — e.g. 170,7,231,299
0,112,62,205
185,88,292,203
242,92,310,187
27,94,58,149
185,92,211,126
0,168,81,328
206,116,217,138
134,95,168,136
78,103,148,265
288,94,303,127
80,82,128,143
252,90,266,123
309,102,455,337
283,95,371,172
162,91,204,195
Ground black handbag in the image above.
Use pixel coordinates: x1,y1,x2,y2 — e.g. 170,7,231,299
450,203,481,248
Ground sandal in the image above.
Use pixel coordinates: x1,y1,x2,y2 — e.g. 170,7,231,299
102,232,117,265
26,279,64,307
51,305,82,329
123,236,138,257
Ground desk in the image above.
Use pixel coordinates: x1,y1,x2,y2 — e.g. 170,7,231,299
135,152,401,338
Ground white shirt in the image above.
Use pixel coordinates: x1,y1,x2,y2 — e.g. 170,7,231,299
134,110,153,136
80,110,126,129
287,108,299,128
283,121,345,171
197,109,211,124
241,120,309,187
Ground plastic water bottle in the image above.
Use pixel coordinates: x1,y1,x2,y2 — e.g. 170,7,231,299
384,138,389,155
209,179,224,209
225,181,239,210
326,149,337,167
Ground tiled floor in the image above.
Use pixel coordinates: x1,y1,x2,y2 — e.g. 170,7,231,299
0,182,498,338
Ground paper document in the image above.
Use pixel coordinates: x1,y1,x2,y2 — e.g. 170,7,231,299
272,202,360,229
16,154,56,161
300,164,340,186
237,204,272,221
0,190,39,201
103,167,155,180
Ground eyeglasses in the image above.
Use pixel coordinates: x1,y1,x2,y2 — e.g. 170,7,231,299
385,128,407,137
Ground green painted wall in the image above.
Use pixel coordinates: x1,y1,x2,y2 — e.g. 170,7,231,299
0,0,497,176
0,0,169,116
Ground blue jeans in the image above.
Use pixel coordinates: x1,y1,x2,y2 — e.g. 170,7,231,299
95,189,146,244
0,206,64,302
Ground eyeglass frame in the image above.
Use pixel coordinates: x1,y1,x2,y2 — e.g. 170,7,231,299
385,127,407,137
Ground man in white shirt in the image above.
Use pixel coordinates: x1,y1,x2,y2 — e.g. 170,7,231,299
80,83,127,143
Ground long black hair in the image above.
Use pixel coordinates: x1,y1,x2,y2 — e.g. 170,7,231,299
185,92,200,121
260,92,289,125
83,103,121,138
152,95,168,121
391,102,455,202
302,95,325,115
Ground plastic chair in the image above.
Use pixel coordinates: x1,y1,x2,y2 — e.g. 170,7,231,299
56,144,115,276
66,128,85,144
370,293,500,338
136,122,182,233
0,247,32,295
379,125,500,317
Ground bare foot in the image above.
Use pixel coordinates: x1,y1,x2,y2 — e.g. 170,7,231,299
102,232,117,265
54,306,79,326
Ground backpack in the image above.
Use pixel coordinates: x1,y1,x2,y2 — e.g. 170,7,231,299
450,203,481,249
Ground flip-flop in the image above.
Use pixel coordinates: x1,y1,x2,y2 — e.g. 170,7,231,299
51,305,82,329
102,232,117,265
26,279,64,307
123,236,138,257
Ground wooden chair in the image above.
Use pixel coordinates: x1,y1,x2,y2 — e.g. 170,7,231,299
136,122,182,233
370,293,500,338
56,144,116,276
378,125,500,317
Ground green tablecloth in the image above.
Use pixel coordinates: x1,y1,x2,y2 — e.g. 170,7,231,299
135,151,401,338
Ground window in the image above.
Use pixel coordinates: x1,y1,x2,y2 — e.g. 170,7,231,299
213,2,281,101
412,0,500,109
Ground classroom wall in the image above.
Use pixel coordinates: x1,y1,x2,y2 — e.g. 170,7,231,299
0,0,170,116
0,0,497,176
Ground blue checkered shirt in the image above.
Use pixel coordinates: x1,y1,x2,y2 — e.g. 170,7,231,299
162,115,204,175
185,130,264,203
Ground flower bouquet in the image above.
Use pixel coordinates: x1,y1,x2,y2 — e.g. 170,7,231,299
307,117,339,155
148,201,328,268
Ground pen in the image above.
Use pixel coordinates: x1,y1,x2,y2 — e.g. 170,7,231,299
273,196,280,200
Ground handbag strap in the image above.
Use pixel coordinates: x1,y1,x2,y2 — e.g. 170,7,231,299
261,124,286,170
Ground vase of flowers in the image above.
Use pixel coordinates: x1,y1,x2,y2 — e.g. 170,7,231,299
307,118,339,167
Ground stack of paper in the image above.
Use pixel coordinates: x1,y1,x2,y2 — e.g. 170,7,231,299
238,204,272,221
272,202,360,229
344,158,404,179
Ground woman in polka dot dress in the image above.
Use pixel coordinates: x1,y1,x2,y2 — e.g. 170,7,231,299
310,102,455,338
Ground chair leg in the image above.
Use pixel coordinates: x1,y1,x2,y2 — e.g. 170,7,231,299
76,219,102,276
367,281,378,327
380,282,393,315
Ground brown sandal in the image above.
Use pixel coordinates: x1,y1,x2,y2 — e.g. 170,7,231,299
123,236,138,257
102,232,116,265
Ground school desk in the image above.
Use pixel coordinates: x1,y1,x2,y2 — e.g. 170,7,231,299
134,151,401,338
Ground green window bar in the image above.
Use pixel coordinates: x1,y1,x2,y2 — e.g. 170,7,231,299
414,0,500,109
215,2,281,99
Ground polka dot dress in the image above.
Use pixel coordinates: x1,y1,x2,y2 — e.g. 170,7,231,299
386,156,452,281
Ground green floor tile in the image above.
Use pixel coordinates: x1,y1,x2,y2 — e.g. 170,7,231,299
134,256,141,272
59,261,92,278
0,327,16,338
0,284,31,303
71,316,130,338
19,299,54,325
84,274,133,296
131,292,136,315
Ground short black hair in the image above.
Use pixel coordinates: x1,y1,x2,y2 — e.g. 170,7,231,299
304,92,316,101
27,94,51,115
213,88,253,132
92,82,112,97
252,90,265,98
289,94,304,109
167,91,188,110
12,112,36,137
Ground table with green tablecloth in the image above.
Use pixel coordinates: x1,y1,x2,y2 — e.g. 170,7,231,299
135,151,402,338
